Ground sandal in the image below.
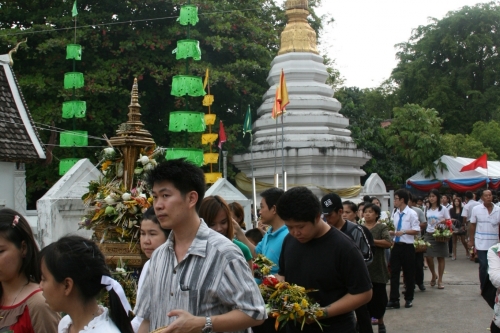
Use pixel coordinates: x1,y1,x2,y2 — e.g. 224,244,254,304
378,324,386,333
430,277,436,287
438,284,445,289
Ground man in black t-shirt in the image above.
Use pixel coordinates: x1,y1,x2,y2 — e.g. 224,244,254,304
276,187,373,333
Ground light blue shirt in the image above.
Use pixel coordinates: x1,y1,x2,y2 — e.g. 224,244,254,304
255,224,289,277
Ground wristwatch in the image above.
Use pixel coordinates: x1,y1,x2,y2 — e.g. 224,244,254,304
402,230,406,235
202,316,213,333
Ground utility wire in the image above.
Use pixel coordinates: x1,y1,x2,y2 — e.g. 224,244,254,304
1,8,262,37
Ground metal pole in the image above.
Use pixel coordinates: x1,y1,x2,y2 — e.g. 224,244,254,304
284,171,287,191
274,173,279,188
281,114,285,191
250,133,258,228
223,151,228,179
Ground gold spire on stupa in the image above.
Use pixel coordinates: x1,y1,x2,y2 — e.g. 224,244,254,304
278,0,319,55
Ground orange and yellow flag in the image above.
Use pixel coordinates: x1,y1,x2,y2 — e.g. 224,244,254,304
271,69,289,119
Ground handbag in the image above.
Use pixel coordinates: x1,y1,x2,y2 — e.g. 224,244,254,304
482,274,497,309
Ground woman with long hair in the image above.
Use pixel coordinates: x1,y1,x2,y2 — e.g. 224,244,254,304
229,202,246,230
0,208,60,332
363,203,392,333
449,197,468,261
131,207,170,332
199,196,253,269
424,189,451,289
40,236,133,333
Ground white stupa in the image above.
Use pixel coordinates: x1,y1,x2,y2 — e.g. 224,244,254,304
232,0,370,197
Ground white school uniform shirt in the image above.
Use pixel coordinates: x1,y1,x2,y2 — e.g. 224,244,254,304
59,306,120,333
462,199,480,222
131,260,151,332
470,204,500,251
391,205,420,244
425,205,450,233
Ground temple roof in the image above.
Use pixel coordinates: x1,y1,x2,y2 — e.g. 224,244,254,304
0,54,46,162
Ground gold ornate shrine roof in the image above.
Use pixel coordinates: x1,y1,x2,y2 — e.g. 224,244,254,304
278,0,319,55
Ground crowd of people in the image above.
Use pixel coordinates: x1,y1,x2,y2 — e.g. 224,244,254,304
1,158,499,333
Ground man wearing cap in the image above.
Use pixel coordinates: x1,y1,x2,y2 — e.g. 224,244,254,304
387,189,420,309
276,187,372,332
321,193,374,333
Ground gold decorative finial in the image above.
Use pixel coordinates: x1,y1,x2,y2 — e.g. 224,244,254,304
8,39,27,66
278,0,318,55
130,78,140,108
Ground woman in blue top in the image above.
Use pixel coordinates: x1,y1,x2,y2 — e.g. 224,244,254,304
200,196,253,270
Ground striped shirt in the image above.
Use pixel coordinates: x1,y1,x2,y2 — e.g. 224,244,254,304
134,220,267,332
470,204,500,250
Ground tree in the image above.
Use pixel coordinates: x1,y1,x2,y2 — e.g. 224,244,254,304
385,104,445,178
470,120,500,159
441,133,497,160
391,2,500,134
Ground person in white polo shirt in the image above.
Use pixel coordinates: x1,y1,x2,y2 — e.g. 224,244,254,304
469,189,500,290
386,189,421,309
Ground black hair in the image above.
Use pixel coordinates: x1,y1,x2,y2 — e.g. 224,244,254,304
143,159,206,211
245,228,264,245
260,187,284,209
40,236,133,333
276,187,321,224
395,189,410,205
465,191,473,199
363,203,381,221
442,194,451,203
358,202,365,210
428,189,442,211
0,209,40,300
342,200,358,213
141,207,170,238
363,195,372,203
476,189,483,200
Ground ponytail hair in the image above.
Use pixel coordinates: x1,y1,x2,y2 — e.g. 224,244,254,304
40,236,133,333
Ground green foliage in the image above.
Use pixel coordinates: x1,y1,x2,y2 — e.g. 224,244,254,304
385,104,444,178
470,121,500,159
391,2,500,134
441,133,497,160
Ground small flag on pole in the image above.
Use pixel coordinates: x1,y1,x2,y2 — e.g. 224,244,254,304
243,105,252,137
271,69,289,119
218,120,227,149
72,0,78,17
460,153,488,172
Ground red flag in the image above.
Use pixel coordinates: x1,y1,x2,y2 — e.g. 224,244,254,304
218,120,227,149
460,153,488,172
271,69,290,119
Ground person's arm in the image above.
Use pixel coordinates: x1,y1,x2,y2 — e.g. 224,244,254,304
373,239,392,248
162,309,264,333
488,246,500,288
138,319,150,333
320,290,372,319
468,222,476,248
232,220,257,257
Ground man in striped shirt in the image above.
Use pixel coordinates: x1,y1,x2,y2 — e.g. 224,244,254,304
469,189,500,290
135,159,266,333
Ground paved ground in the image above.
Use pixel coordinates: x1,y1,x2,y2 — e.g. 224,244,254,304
382,250,492,333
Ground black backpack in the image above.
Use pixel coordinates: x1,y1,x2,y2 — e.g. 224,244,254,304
343,220,374,266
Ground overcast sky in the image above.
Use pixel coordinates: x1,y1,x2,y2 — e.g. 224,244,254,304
309,0,488,89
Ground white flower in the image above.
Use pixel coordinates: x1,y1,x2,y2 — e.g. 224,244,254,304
117,162,124,177
104,195,115,205
104,147,115,155
122,193,132,201
138,155,150,165
144,163,154,171
150,159,157,166
139,193,147,199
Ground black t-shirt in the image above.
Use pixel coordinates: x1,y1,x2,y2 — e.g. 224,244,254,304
278,226,372,333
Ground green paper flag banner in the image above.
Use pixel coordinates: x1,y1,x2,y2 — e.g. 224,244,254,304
66,44,82,60
165,148,204,167
64,72,84,89
243,104,252,137
60,130,88,147
72,0,78,17
173,40,201,61
171,76,206,97
62,101,86,119
59,158,79,175
169,111,206,132
177,5,199,26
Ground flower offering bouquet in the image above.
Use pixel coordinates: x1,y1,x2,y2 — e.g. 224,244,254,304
253,254,276,279
414,237,431,253
432,219,453,242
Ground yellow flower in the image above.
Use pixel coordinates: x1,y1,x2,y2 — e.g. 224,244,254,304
301,299,309,308
289,313,295,320
297,309,305,317
147,197,153,203
293,303,301,311
315,310,324,318
101,160,112,171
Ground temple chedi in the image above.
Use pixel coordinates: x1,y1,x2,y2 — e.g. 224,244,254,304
232,0,370,197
